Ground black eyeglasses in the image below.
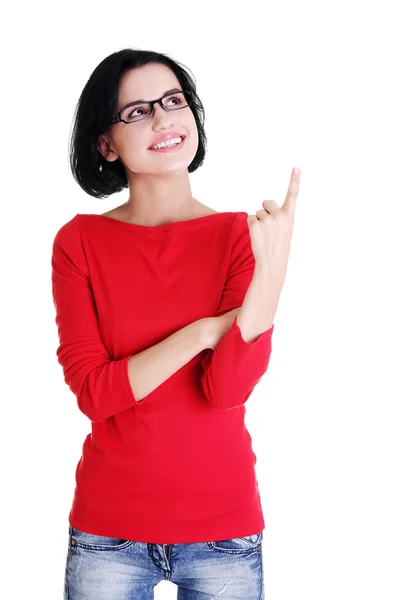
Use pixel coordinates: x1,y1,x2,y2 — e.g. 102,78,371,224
108,90,194,126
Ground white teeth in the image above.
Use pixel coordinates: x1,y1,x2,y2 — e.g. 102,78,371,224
151,136,183,149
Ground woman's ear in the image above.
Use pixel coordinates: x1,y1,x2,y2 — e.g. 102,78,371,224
97,134,119,162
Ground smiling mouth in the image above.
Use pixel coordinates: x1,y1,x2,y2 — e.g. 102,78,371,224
148,135,187,151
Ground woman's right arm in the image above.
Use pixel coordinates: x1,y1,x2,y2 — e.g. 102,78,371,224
51,216,239,418
129,309,240,401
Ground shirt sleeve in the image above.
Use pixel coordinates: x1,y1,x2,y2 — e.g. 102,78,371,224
51,215,138,423
200,212,274,410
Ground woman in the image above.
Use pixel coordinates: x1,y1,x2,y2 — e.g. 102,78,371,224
52,46,297,600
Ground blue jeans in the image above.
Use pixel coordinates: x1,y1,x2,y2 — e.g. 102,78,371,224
64,525,264,599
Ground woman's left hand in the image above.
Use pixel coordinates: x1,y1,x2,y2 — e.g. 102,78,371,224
247,168,301,288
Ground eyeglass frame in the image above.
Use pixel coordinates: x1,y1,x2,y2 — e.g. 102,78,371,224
107,89,194,126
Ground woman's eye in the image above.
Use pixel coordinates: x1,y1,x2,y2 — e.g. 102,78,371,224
167,96,180,106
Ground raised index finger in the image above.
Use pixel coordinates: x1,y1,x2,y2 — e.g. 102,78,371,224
282,167,300,215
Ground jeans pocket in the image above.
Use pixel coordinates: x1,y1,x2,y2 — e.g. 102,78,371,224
207,531,263,554
69,526,135,551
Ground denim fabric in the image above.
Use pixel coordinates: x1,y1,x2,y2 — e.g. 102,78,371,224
64,525,264,599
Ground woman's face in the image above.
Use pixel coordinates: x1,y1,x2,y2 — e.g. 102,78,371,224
99,63,199,176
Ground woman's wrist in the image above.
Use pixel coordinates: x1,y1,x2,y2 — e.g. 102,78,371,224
204,309,241,351
199,317,220,350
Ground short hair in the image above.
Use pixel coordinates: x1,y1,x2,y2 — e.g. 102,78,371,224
68,47,208,198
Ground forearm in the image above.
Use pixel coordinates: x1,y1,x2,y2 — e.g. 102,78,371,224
236,266,281,343
128,319,210,401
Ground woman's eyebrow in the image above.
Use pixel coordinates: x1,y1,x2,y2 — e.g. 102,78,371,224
123,88,182,108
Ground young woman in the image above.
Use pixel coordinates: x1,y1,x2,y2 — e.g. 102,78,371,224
52,46,298,600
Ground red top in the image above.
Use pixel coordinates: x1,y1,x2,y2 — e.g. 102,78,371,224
51,210,274,544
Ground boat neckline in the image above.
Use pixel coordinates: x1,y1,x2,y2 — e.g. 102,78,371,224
77,211,241,231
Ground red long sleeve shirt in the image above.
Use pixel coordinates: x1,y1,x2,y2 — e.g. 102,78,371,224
51,210,274,544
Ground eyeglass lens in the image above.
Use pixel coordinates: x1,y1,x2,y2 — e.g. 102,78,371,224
121,91,191,123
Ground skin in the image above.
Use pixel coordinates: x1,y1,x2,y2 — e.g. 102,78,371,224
212,169,301,348
97,62,225,346
97,62,217,227
97,64,301,346
249,167,301,292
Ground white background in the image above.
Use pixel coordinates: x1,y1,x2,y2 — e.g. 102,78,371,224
1,0,399,598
